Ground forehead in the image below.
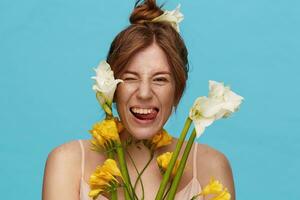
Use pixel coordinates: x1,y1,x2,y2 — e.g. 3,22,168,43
124,43,171,75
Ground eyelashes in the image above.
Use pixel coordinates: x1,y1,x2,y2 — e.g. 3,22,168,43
123,77,169,84
153,77,168,82
123,77,136,81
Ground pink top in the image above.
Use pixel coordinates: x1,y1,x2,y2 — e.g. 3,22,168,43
78,140,202,200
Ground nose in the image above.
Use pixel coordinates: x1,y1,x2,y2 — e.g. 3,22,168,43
136,79,153,100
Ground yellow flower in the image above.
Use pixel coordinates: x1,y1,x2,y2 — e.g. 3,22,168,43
195,177,231,200
114,117,124,133
93,119,120,141
89,119,120,151
211,188,231,200
156,152,179,177
201,177,224,195
101,158,123,178
150,129,173,150
89,159,123,199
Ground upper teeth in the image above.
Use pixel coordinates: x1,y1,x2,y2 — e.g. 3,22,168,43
132,108,155,114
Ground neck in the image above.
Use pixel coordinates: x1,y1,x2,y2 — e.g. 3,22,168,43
119,129,154,156
119,129,147,145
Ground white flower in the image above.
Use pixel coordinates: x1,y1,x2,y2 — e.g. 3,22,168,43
91,61,123,109
152,4,184,32
208,80,243,116
189,81,244,137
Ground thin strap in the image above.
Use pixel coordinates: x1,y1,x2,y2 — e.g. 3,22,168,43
78,140,85,179
192,142,198,178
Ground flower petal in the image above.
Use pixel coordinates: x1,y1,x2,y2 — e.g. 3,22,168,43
151,4,184,32
208,80,225,98
190,80,243,137
193,117,214,137
91,60,123,110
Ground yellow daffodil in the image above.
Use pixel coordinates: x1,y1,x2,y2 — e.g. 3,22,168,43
145,129,172,151
152,129,173,149
191,177,231,200
157,152,179,177
93,119,120,141
201,177,224,195
89,159,123,200
211,188,231,200
101,159,123,178
114,117,124,133
89,119,120,151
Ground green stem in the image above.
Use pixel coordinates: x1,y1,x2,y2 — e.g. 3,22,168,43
107,150,115,159
162,182,172,200
155,117,192,200
134,152,153,191
190,194,201,200
116,144,134,200
107,151,118,200
96,92,112,116
110,190,117,200
126,149,143,200
166,129,196,200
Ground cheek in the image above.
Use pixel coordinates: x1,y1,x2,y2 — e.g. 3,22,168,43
156,85,176,111
115,83,133,103
115,83,137,117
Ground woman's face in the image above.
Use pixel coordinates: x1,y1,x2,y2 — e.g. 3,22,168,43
115,43,175,140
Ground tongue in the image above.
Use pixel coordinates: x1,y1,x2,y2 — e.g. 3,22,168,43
134,111,157,120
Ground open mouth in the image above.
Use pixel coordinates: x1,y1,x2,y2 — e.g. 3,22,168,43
130,107,159,121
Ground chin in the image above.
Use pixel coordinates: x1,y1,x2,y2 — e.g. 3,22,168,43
129,128,160,140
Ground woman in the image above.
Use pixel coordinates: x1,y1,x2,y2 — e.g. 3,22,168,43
42,0,235,199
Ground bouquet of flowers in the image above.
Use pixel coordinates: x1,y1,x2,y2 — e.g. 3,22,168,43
86,60,243,200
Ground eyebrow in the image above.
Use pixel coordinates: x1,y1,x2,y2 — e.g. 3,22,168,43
123,70,172,76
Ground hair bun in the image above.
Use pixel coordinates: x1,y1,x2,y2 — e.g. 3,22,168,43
130,0,164,24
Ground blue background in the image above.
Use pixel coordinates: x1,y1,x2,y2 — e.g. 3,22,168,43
1,0,299,199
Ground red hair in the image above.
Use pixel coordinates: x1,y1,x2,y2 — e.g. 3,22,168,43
107,0,189,106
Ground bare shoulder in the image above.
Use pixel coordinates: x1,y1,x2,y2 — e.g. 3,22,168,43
197,143,229,165
48,140,81,155
44,140,106,175
167,140,231,173
42,140,83,200
166,138,230,165
45,140,82,170
196,143,235,199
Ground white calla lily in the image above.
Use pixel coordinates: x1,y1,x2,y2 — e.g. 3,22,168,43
189,81,244,137
152,4,184,32
91,61,123,115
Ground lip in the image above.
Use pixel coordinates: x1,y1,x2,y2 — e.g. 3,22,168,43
130,105,159,110
132,114,156,125
129,105,160,125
